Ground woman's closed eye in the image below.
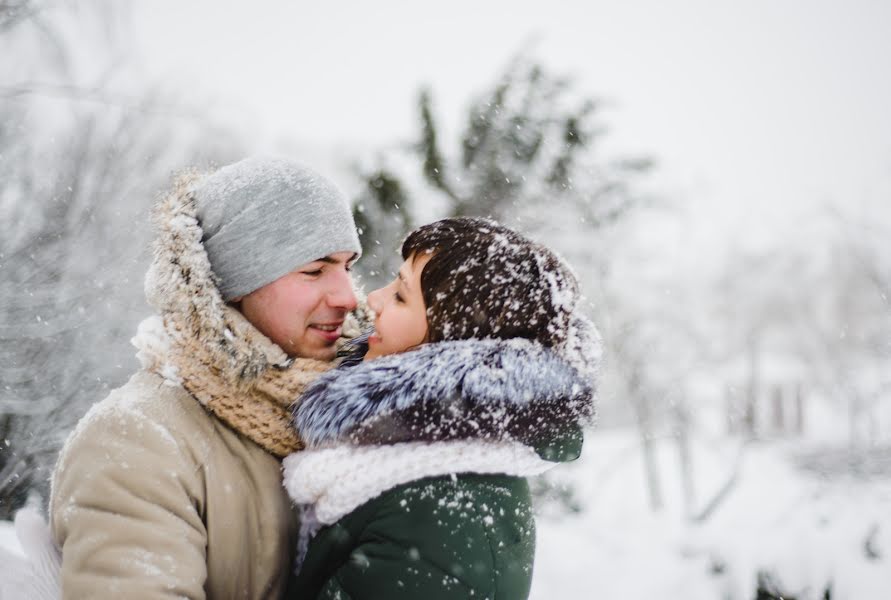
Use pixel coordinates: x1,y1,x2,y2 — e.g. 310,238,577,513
393,291,404,303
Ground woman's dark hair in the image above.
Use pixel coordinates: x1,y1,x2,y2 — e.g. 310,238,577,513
401,217,578,348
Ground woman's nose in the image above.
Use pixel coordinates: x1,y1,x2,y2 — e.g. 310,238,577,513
366,288,383,314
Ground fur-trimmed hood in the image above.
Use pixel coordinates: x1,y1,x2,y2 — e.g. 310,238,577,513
294,335,597,457
132,170,369,457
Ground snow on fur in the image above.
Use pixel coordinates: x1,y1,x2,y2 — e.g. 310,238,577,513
560,312,603,386
141,171,370,382
294,337,595,448
143,171,292,379
130,168,371,456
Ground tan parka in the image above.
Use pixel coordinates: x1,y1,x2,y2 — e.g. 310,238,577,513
50,371,298,599
49,171,366,599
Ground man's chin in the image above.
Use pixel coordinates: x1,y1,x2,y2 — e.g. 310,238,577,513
289,341,337,362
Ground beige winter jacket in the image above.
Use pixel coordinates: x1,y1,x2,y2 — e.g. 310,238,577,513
50,371,298,599
49,171,367,599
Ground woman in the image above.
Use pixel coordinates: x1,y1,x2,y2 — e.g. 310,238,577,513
283,217,600,599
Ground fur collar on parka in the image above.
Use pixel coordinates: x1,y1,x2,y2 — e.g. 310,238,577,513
132,171,369,457
293,332,599,457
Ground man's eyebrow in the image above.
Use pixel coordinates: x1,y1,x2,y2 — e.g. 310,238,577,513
315,253,359,265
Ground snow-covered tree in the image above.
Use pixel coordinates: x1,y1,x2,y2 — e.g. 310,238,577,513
0,2,243,517
352,169,413,288
416,62,650,226
807,208,891,447
352,55,652,286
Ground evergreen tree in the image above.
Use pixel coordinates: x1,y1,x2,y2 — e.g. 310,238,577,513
418,58,652,226
0,3,243,517
352,55,652,285
352,169,412,288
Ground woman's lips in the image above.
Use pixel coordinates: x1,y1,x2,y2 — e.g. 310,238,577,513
368,332,381,345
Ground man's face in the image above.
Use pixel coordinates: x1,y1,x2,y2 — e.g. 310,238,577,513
237,251,358,360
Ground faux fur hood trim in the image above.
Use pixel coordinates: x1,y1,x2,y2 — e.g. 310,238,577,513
135,170,369,457
294,337,595,451
143,171,368,377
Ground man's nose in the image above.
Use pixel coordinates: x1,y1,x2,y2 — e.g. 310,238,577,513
327,270,358,311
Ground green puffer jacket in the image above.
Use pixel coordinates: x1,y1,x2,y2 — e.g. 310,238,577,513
283,333,597,600
295,474,535,600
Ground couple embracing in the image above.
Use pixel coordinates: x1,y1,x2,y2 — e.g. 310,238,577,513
16,157,599,599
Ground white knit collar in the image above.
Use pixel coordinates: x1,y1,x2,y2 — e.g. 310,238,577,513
282,440,555,526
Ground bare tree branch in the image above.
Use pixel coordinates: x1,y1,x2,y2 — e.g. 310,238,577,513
0,82,205,119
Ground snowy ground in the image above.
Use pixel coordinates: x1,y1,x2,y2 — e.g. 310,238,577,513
530,428,891,599
3,428,889,599
0,518,22,556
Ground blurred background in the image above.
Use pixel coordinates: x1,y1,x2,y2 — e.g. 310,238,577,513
1,1,890,597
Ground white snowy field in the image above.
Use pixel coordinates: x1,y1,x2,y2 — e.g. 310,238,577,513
0,520,19,556
3,427,889,599
531,429,891,599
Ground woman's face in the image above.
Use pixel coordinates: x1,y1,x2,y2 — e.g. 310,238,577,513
364,252,433,360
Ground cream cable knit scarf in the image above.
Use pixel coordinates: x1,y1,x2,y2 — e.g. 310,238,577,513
283,440,555,526
133,171,365,457
282,440,556,571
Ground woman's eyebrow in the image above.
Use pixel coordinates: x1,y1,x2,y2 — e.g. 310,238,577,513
397,269,411,291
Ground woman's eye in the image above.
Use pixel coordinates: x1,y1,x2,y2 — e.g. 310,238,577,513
302,269,323,277
394,292,404,303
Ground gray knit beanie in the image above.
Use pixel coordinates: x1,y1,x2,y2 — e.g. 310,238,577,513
193,157,362,300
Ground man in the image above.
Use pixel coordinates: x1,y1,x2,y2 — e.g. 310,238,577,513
48,157,364,599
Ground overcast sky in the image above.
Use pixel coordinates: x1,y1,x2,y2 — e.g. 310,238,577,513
128,0,891,257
